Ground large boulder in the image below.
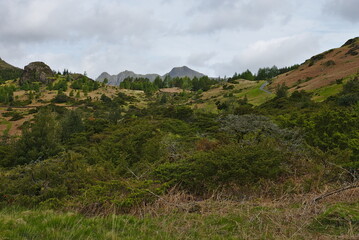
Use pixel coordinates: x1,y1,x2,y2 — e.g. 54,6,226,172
20,62,55,85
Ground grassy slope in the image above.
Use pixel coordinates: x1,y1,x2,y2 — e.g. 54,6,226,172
272,38,359,92
193,80,274,113
0,59,18,70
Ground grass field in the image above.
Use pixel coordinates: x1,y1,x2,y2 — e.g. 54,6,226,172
0,195,358,240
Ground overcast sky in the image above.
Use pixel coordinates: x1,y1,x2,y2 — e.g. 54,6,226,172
0,0,358,79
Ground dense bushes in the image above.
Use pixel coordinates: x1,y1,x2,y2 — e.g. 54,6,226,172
0,81,357,213
0,85,15,104
155,141,288,193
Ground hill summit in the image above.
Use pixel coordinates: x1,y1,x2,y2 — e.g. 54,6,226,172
20,62,55,85
165,66,205,79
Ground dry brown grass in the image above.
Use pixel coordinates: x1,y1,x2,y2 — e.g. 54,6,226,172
273,42,359,92
131,186,359,239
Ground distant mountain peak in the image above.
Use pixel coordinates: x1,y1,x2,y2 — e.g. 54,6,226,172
96,66,206,86
166,66,205,79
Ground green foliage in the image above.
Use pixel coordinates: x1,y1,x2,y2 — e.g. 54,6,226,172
1,65,359,221
9,112,24,121
20,82,41,92
120,76,218,93
191,76,217,91
155,141,287,193
303,108,359,161
52,93,72,103
0,68,23,81
52,79,68,92
61,110,84,141
0,85,16,104
275,83,289,98
8,109,62,165
120,77,158,94
71,75,100,92
337,77,359,106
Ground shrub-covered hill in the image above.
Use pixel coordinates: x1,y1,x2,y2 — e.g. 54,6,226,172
1,39,359,238
0,73,358,238
0,58,23,83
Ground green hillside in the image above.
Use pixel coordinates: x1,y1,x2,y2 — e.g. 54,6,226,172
0,58,23,83
0,49,359,239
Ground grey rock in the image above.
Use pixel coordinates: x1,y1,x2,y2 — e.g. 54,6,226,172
20,62,55,85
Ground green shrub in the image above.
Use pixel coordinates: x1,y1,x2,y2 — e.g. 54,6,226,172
9,112,23,121
155,141,287,194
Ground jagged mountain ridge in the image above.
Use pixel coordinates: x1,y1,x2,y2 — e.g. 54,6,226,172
96,66,206,86
96,71,160,86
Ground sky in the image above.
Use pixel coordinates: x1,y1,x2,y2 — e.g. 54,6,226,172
0,0,358,79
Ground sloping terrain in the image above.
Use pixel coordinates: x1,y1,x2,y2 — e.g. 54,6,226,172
272,37,359,91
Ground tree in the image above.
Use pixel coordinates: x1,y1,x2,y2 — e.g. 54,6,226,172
153,76,163,88
275,83,288,98
61,110,84,141
240,69,255,81
12,109,61,165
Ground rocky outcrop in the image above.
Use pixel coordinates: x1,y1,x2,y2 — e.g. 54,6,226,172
20,62,55,85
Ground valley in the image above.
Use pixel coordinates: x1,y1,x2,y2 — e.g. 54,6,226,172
0,37,358,239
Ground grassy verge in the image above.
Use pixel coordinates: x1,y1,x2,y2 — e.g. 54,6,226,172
1,198,358,240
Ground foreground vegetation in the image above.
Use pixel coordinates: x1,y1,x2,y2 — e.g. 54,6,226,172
0,69,358,238
1,198,358,240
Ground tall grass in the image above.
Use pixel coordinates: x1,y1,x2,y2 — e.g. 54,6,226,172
1,195,358,240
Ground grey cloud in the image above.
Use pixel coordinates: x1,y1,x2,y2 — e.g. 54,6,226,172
0,0,163,44
0,0,357,80
187,0,293,33
323,0,359,23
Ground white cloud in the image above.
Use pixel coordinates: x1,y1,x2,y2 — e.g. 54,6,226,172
0,0,357,79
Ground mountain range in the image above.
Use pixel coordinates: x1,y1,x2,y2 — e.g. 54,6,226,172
96,66,206,86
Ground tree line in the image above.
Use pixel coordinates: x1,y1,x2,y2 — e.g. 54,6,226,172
228,64,300,82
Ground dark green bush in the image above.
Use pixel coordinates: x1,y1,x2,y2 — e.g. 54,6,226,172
155,141,287,194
